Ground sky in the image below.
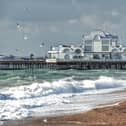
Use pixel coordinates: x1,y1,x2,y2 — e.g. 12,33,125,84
0,0,126,56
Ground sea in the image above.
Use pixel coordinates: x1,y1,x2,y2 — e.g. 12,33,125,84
0,69,126,120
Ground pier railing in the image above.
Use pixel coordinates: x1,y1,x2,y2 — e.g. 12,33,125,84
0,59,126,70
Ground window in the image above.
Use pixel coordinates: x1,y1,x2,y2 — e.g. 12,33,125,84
64,55,70,60
110,39,117,46
84,46,92,52
123,49,126,56
75,49,81,54
48,53,51,58
93,54,100,59
73,56,83,59
85,40,92,45
102,40,109,45
84,40,92,52
63,48,70,53
102,46,109,51
102,39,109,51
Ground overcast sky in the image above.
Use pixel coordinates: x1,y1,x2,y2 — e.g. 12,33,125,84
0,0,126,56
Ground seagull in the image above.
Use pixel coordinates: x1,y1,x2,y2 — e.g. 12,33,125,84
24,7,31,12
16,23,23,32
16,23,21,29
40,43,45,47
24,35,28,40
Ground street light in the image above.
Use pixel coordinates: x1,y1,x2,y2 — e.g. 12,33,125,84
40,43,45,58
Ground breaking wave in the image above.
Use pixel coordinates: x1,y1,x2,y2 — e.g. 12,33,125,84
0,76,126,120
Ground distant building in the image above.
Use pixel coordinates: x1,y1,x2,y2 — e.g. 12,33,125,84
82,30,119,59
48,45,84,60
121,46,126,60
47,30,126,61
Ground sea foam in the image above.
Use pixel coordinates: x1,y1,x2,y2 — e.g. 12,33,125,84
0,76,126,120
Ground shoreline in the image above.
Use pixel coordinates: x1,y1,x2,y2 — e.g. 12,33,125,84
2,100,126,126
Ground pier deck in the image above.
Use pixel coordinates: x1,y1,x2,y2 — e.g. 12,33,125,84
0,59,126,70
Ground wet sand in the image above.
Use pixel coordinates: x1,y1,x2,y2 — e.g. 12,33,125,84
2,100,126,126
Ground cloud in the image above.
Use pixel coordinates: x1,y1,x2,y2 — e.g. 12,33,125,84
67,19,78,24
80,14,98,27
71,0,81,10
102,21,120,31
111,10,120,16
0,19,16,32
16,23,39,34
1,0,126,56
48,25,60,33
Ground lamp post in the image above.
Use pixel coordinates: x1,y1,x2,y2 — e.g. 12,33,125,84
40,43,45,58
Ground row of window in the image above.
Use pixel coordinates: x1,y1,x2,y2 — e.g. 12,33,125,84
84,39,110,52
84,46,109,52
85,40,110,45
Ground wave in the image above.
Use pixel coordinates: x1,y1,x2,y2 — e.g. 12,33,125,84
0,76,126,100
0,76,126,120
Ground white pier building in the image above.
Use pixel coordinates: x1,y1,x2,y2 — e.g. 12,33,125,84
47,30,126,62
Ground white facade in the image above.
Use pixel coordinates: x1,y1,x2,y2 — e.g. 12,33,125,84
82,30,119,59
121,47,126,60
83,30,118,53
47,30,126,61
48,45,84,60
111,48,121,59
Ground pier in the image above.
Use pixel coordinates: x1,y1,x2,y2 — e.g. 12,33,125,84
1,30,126,70
0,59,126,70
